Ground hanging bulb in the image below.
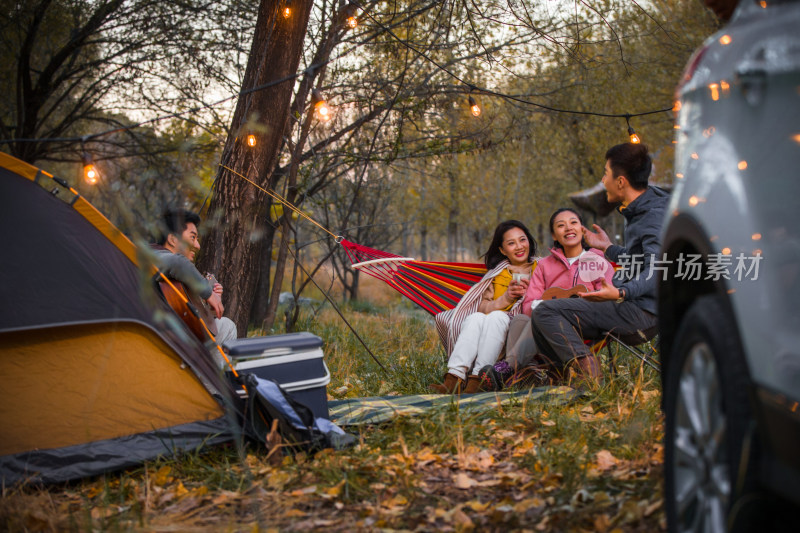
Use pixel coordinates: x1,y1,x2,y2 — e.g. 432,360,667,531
246,134,257,147
82,152,99,185
626,117,641,144
342,1,358,28
312,89,331,121
282,1,291,18
468,95,481,117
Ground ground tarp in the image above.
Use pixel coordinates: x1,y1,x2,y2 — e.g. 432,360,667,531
328,386,581,426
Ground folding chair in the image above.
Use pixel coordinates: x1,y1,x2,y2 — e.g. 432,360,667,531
602,325,660,374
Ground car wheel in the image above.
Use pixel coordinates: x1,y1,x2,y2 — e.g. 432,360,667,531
664,295,756,533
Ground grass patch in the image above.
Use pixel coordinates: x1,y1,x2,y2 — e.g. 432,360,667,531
0,305,665,531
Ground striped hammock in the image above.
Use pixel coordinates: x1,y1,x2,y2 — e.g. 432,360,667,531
341,239,610,355
340,239,487,315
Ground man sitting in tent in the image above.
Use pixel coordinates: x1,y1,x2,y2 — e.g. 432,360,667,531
151,208,237,345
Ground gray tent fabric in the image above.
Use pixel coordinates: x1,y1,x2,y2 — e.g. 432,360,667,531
0,154,241,485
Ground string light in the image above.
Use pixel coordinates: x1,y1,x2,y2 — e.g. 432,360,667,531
342,1,359,28
82,152,99,185
1,4,673,154
312,89,331,121
246,134,257,147
468,95,481,117
626,116,641,144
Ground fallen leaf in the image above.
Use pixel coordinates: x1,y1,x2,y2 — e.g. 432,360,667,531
465,500,490,512
289,485,317,497
596,450,619,471
452,473,478,489
450,508,474,531
154,465,172,486
644,499,663,516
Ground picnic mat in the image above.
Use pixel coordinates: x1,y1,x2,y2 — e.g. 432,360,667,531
327,386,581,426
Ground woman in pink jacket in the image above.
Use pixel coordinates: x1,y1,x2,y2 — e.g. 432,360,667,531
483,208,615,388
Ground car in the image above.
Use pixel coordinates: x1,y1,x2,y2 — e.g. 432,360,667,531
659,0,800,531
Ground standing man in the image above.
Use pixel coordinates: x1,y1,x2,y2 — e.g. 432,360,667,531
151,208,237,345
531,143,669,383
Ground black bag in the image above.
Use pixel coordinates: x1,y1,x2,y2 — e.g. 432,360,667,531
243,374,356,454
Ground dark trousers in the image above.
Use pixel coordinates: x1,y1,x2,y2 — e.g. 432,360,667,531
531,299,657,367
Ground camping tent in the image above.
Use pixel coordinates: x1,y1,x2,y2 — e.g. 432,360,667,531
0,152,240,484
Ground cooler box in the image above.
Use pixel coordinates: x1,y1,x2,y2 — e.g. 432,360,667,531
223,332,330,419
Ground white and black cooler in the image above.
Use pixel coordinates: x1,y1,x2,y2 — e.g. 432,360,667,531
223,332,330,419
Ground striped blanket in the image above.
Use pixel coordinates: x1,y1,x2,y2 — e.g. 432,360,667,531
327,386,580,426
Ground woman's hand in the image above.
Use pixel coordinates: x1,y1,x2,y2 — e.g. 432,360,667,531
505,277,529,301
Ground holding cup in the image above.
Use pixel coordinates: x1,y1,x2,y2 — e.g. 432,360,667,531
512,272,530,284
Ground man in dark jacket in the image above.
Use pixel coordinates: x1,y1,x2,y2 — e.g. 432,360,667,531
531,143,668,383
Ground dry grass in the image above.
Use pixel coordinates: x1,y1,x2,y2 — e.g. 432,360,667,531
0,305,665,532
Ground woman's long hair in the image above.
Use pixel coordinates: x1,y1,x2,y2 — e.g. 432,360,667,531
549,208,590,252
482,220,537,270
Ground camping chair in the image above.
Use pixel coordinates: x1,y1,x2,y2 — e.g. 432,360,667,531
601,326,660,374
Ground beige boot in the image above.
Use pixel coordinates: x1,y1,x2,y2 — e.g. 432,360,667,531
429,372,465,394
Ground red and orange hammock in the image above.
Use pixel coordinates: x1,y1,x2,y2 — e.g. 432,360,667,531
340,239,487,315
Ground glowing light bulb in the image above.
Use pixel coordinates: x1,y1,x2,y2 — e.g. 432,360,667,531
673,100,682,112
312,89,331,121
468,95,481,117
346,15,358,28
283,5,291,18
627,123,640,144
247,134,257,147
84,165,98,184
719,35,731,45
738,160,748,170
81,152,99,185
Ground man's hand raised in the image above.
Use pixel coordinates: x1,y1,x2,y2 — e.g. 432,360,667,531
206,292,224,319
583,224,613,251
579,279,620,302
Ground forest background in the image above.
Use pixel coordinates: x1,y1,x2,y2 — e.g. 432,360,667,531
1,0,720,334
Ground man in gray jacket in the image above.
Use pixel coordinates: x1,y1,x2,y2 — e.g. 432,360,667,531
151,208,237,345
531,143,668,383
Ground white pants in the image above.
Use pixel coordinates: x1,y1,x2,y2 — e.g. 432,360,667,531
215,317,238,344
447,311,510,379
211,317,238,369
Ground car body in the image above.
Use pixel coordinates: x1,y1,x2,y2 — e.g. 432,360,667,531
659,0,800,531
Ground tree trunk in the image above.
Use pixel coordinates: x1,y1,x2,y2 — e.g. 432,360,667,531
248,217,276,327
196,0,313,335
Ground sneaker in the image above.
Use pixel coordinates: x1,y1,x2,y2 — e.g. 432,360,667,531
506,364,553,389
478,362,511,391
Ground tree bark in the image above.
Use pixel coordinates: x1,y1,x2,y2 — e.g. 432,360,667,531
196,0,313,335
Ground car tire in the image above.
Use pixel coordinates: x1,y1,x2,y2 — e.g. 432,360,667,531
664,295,759,533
